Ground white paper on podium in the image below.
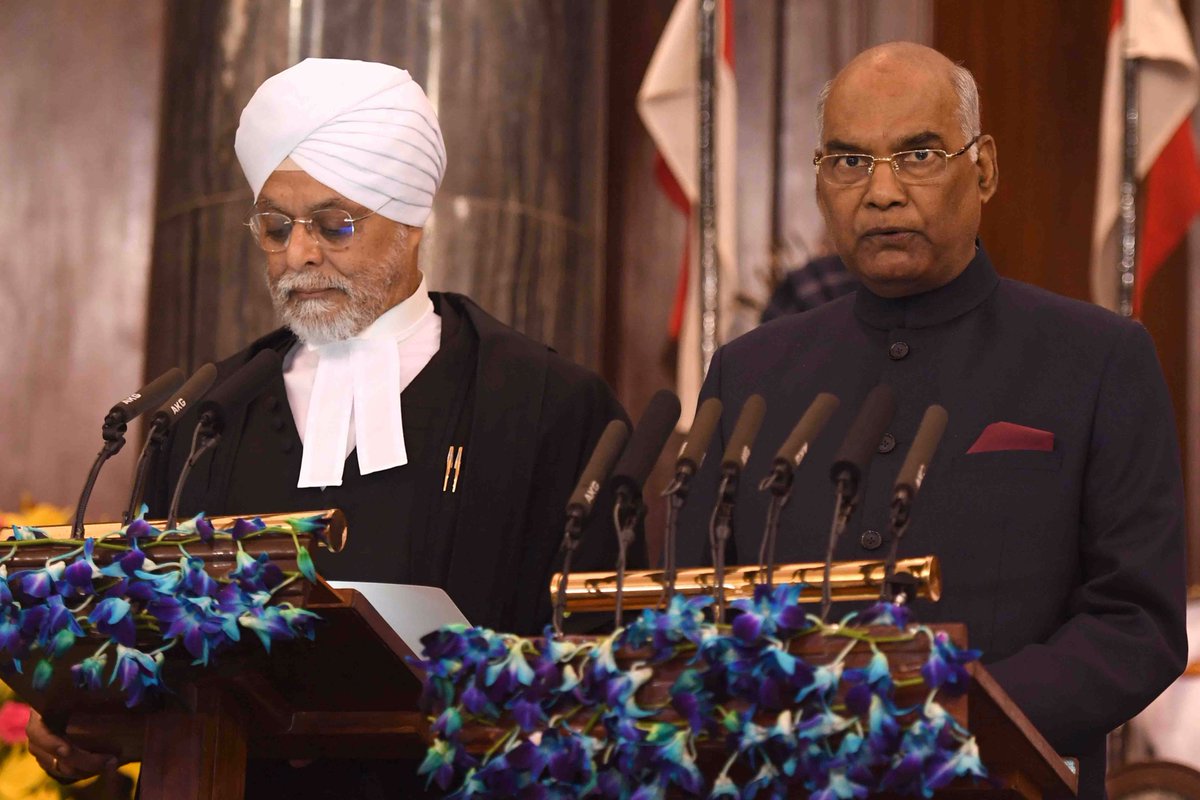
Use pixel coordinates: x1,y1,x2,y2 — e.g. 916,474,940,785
327,581,471,654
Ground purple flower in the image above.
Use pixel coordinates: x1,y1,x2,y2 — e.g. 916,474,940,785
60,539,101,595
229,549,284,593
224,517,264,541
88,597,136,647
729,583,810,644
123,518,159,540
196,515,215,544
109,645,162,707
71,652,107,691
17,562,65,598
920,631,980,697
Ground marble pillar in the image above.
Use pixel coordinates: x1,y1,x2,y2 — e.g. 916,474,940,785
145,0,609,378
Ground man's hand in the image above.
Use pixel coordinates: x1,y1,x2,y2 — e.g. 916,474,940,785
26,709,119,784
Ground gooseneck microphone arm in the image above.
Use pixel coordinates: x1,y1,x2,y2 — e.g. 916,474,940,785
553,419,630,636
166,411,221,530
881,404,948,601
70,367,186,538
125,363,219,523
709,395,766,621
820,385,896,620
660,398,722,605
756,393,840,589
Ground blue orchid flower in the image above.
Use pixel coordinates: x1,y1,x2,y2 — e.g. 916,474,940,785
920,630,981,697
109,645,162,707
60,538,102,595
71,651,107,691
729,583,809,644
32,658,54,691
89,597,137,647
17,561,65,598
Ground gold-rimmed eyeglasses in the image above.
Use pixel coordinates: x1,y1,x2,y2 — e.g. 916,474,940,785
813,134,982,187
244,207,378,253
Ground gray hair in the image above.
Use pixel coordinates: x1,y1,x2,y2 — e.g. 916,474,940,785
816,62,981,159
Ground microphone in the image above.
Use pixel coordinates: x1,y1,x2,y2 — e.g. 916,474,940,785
70,367,187,537
106,367,187,429
761,392,840,496
755,393,840,588
608,390,681,626
196,350,282,436
554,418,630,635
821,385,896,619
830,384,897,500
660,397,723,604
882,405,948,601
166,350,282,529
710,395,766,620
124,363,218,523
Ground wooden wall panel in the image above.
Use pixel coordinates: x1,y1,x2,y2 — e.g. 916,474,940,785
0,0,163,520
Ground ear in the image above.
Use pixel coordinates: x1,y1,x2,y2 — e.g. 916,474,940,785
974,134,999,203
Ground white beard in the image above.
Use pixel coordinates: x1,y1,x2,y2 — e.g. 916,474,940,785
267,231,408,345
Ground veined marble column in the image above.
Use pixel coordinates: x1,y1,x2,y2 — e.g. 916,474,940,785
145,0,609,377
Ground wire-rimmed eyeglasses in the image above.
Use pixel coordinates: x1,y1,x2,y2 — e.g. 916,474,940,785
244,207,378,253
813,134,982,187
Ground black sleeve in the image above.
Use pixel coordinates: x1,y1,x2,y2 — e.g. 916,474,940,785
987,322,1189,754
507,366,635,634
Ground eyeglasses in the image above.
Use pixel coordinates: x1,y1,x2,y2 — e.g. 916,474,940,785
813,135,982,187
244,207,378,253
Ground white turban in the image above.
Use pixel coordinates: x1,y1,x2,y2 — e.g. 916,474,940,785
235,58,447,227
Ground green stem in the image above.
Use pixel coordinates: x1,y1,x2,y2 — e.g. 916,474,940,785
482,725,519,762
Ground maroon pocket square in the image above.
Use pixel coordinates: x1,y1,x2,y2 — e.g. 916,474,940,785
966,422,1054,454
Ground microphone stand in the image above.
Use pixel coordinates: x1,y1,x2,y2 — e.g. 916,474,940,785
124,418,171,524
165,412,221,531
611,487,645,629
659,464,697,605
820,473,856,620
756,463,795,590
709,469,738,622
880,489,914,601
552,509,586,637
71,412,129,539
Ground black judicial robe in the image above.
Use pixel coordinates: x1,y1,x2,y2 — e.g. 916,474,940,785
677,247,1187,798
148,292,632,635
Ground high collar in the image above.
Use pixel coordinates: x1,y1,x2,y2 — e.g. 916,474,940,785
852,245,999,330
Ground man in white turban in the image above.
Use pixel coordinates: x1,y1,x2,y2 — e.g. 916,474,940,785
30,58,632,797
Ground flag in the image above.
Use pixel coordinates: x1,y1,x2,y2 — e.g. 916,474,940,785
637,0,738,425
1092,0,1200,314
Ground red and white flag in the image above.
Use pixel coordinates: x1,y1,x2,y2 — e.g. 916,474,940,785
637,0,738,425
1092,0,1200,314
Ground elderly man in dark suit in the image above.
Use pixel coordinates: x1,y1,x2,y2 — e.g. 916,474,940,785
680,41,1187,798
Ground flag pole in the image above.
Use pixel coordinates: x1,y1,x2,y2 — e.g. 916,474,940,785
698,0,720,373
1119,52,1140,318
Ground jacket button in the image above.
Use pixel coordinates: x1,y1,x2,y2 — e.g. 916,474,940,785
878,433,896,454
271,415,285,432
860,529,883,550
264,395,280,411
889,341,910,360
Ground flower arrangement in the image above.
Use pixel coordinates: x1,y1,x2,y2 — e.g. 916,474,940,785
0,512,329,708
416,585,987,799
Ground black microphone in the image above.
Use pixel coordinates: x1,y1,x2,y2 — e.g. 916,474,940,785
167,350,282,529
124,363,218,523
720,394,767,475
661,397,722,603
882,405,948,601
196,350,283,436
70,367,187,537
609,390,680,626
565,419,630,523
756,393,840,588
554,418,630,635
761,392,840,496
830,384,897,500
710,394,766,620
822,385,896,619
106,367,186,429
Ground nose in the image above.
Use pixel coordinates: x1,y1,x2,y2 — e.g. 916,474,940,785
863,160,908,210
283,220,323,271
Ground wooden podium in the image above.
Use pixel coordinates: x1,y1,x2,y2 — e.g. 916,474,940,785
3,539,1077,799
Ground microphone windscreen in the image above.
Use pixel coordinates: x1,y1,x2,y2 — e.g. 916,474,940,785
611,390,681,493
567,419,630,516
677,398,723,471
830,384,896,491
198,349,283,431
774,392,840,468
721,394,766,471
152,363,218,430
894,404,948,495
108,367,186,425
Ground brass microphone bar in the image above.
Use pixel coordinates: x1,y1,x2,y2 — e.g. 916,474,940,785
3,509,348,552
551,555,940,612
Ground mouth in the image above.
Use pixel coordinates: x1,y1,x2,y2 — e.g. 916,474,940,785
862,227,919,244
288,287,344,302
